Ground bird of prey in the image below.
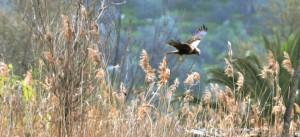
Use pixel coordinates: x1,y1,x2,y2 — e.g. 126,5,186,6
167,25,207,56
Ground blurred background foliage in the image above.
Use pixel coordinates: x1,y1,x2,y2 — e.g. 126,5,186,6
0,0,299,95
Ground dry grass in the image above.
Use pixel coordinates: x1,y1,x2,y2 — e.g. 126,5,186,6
0,1,300,137
1,41,300,137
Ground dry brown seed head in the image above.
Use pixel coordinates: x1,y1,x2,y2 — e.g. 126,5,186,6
44,75,54,90
260,66,273,79
267,51,280,76
202,91,212,105
224,58,233,77
44,30,52,43
184,72,200,87
43,51,55,64
217,90,226,104
294,103,300,114
236,72,244,91
139,49,149,70
139,49,156,83
181,102,190,115
225,86,233,98
193,72,201,81
87,48,101,64
108,107,119,119
158,56,170,87
24,70,33,86
167,78,180,99
61,15,73,44
137,104,152,120
90,22,100,42
183,90,194,103
282,51,294,75
96,68,105,79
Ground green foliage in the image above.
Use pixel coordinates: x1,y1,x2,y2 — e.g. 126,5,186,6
208,54,270,99
208,32,300,110
263,33,300,103
0,77,7,96
0,64,17,96
21,80,35,103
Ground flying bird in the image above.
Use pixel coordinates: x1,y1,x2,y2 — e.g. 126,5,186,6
167,25,207,56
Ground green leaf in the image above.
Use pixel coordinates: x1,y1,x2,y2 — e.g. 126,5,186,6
22,80,35,103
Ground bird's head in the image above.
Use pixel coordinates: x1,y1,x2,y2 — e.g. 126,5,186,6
192,48,201,56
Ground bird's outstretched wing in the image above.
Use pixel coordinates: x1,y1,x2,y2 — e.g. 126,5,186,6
168,40,191,53
186,25,208,49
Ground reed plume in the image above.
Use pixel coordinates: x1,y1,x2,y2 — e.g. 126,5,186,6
282,51,294,75
224,58,233,77
87,48,101,64
236,72,244,91
139,49,156,83
158,56,170,87
184,72,200,87
61,15,73,44
167,78,179,99
24,70,33,86
260,51,280,79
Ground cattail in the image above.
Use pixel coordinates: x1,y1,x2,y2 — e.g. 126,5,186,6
184,72,200,87
61,15,73,44
139,50,156,83
282,51,294,75
0,62,9,77
236,72,244,91
158,56,170,87
224,58,233,77
87,48,101,64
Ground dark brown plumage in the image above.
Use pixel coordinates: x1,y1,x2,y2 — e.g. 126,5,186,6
167,25,207,56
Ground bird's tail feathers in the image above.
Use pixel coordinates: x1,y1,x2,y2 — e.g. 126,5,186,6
167,50,179,55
